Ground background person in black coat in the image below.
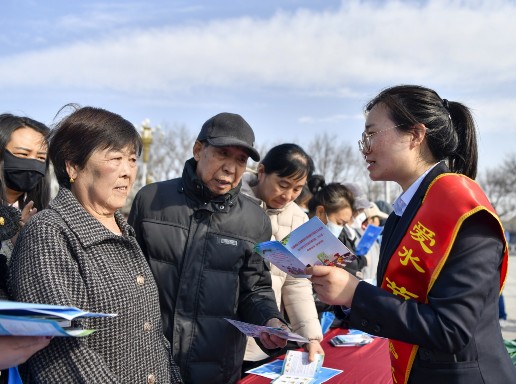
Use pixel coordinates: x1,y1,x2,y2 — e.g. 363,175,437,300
0,206,50,380
0,113,51,299
0,114,51,383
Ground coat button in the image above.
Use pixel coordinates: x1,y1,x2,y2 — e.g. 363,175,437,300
373,325,381,333
144,322,152,332
361,319,369,327
136,275,145,286
147,374,156,384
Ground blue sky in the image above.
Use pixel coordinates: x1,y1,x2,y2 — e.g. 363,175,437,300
1,0,516,172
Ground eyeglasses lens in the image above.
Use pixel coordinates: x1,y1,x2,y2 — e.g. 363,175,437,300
358,132,370,153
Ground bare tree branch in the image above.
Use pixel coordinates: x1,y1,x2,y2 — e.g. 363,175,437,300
478,153,516,218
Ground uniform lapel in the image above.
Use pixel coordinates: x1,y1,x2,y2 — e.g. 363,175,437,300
376,163,449,283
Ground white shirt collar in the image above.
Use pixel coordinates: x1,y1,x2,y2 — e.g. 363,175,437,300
392,163,439,216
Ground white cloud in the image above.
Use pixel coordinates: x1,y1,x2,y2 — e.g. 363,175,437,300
2,0,516,134
1,1,516,88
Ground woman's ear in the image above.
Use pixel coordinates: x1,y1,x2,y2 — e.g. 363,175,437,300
65,161,78,180
411,123,427,147
257,163,265,181
315,205,326,221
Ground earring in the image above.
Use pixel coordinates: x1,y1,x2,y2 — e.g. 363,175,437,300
70,177,75,183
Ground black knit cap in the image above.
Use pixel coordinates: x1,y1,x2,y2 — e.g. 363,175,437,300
197,112,260,161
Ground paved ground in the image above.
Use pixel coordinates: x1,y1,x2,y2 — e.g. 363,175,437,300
502,253,516,341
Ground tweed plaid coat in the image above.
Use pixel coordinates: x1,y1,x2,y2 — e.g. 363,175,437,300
8,188,182,383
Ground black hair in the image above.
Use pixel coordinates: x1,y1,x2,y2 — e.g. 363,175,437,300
365,85,478,179
49,105,142,189
0,113,51,210
294,184,312,207
260,143,314,181
307,175,355,215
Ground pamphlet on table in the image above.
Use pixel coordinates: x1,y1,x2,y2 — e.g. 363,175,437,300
329,333,374,347
271,350,324,383
245,350,343,384
254,217,356,278
0,301,116,337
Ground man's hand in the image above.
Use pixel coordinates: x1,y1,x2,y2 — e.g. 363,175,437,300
307,265,360,307
259,318,288,350
0,336,51,370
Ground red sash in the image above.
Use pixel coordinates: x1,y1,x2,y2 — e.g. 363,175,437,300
380,173,509,384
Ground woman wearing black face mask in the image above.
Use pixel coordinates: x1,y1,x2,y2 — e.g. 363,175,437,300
0,114,50,289
0,114,50,212
0,114,51,383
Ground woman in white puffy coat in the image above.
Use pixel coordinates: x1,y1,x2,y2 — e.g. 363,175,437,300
241,143,323,371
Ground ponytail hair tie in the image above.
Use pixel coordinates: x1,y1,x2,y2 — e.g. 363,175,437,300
442,99,452,121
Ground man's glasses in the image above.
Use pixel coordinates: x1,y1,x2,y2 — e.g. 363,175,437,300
358,124,404,154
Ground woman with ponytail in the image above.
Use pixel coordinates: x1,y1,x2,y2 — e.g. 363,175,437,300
309,85,515,383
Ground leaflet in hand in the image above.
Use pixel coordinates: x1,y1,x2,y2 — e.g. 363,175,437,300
271,350,325,384
254,217,356,277
245,358,343,383
225,318,309,343
0,301,117,337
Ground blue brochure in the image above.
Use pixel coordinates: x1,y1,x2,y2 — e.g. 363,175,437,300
0,301,116,337
354,225,383,256
255,217,356,278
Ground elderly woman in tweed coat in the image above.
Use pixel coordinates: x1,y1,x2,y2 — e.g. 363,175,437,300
8,106,183,383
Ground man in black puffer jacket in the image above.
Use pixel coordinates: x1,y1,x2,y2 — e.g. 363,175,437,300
129,113,287,384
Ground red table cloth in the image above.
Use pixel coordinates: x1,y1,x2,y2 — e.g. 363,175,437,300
238,327,393,384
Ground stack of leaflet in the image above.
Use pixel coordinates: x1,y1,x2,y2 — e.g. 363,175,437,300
245,350,343,383
0,301,116,337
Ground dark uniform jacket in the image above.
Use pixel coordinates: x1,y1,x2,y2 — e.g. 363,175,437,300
349,163,516,384
129,158,283,384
